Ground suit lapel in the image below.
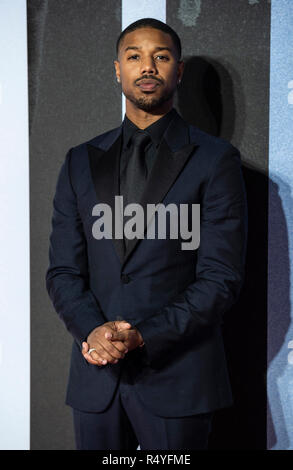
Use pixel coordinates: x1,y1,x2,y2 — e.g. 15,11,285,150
87,129,125,265
87,111,199,268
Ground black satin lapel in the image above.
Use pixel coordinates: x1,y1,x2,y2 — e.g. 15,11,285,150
122,139,199,267
87,134,125,265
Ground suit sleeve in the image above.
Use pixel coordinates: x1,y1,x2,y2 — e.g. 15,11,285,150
46,149,106,346
133,145,248,364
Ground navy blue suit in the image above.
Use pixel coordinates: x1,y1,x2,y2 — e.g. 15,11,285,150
46,110,247,424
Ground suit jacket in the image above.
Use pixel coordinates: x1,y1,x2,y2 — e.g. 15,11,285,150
46,110,248,417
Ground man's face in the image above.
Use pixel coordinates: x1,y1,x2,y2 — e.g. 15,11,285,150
114,27,184,112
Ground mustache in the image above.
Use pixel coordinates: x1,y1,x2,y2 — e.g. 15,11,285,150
135,76,163,85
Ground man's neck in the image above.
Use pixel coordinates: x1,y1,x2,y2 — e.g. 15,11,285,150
125,100,173,129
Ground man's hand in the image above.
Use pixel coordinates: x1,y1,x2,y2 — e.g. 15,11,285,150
82,321,131,366
108,327,144,352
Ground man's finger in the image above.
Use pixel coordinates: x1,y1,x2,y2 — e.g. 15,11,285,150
98,338,127,359
82,342,106,365
90,349,108,365
104,322,130,340
84,354,101,365
102,335,129,355
82,341,88,352
91,341,124,363
109,340,129,354
82,350,101,365
86,349,112,366
114,321,132,331
110,330,128,341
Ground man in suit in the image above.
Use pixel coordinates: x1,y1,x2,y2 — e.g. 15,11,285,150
46,18,248,450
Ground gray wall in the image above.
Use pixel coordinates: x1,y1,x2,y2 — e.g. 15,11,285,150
29,0,270,449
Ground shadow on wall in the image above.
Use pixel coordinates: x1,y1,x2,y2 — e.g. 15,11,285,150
266,175,291,450
175,56,277,449
176,55,243,143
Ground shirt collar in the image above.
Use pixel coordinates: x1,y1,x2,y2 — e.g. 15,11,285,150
122,108,177,150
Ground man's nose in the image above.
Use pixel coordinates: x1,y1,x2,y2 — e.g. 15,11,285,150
140,56,157,75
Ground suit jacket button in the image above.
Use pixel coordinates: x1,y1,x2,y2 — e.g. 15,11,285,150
121,273,131,284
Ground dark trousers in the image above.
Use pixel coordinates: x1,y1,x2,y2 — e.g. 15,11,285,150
72,371,214,450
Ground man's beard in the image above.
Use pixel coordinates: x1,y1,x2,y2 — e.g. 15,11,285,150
124,88,175,112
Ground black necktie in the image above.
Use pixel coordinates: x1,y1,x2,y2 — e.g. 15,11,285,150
121,130,151,207
120,130,151,251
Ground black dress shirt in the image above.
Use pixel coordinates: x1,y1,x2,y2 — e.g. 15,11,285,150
119,108,177,194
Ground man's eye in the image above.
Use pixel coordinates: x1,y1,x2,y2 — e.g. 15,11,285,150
128,55,139,60
156,55,169,61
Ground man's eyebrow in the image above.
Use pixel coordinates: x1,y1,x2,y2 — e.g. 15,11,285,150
124,46,172,53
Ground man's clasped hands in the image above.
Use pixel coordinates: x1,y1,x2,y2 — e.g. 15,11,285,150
82,320,144,366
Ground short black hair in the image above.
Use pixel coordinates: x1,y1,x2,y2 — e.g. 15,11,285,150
116,18,182,60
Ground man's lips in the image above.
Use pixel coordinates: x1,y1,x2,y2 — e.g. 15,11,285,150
136,79,161,91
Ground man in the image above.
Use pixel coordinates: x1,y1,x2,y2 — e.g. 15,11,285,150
46,18,248,450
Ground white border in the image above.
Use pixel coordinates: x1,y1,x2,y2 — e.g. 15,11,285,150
0,0,30,449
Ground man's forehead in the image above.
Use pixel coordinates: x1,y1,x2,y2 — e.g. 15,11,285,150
120,28,174,52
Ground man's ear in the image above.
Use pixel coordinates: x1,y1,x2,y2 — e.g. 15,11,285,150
177,60,184,83
114,60,121,83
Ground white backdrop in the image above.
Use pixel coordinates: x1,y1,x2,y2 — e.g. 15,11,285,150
0,0,30,450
